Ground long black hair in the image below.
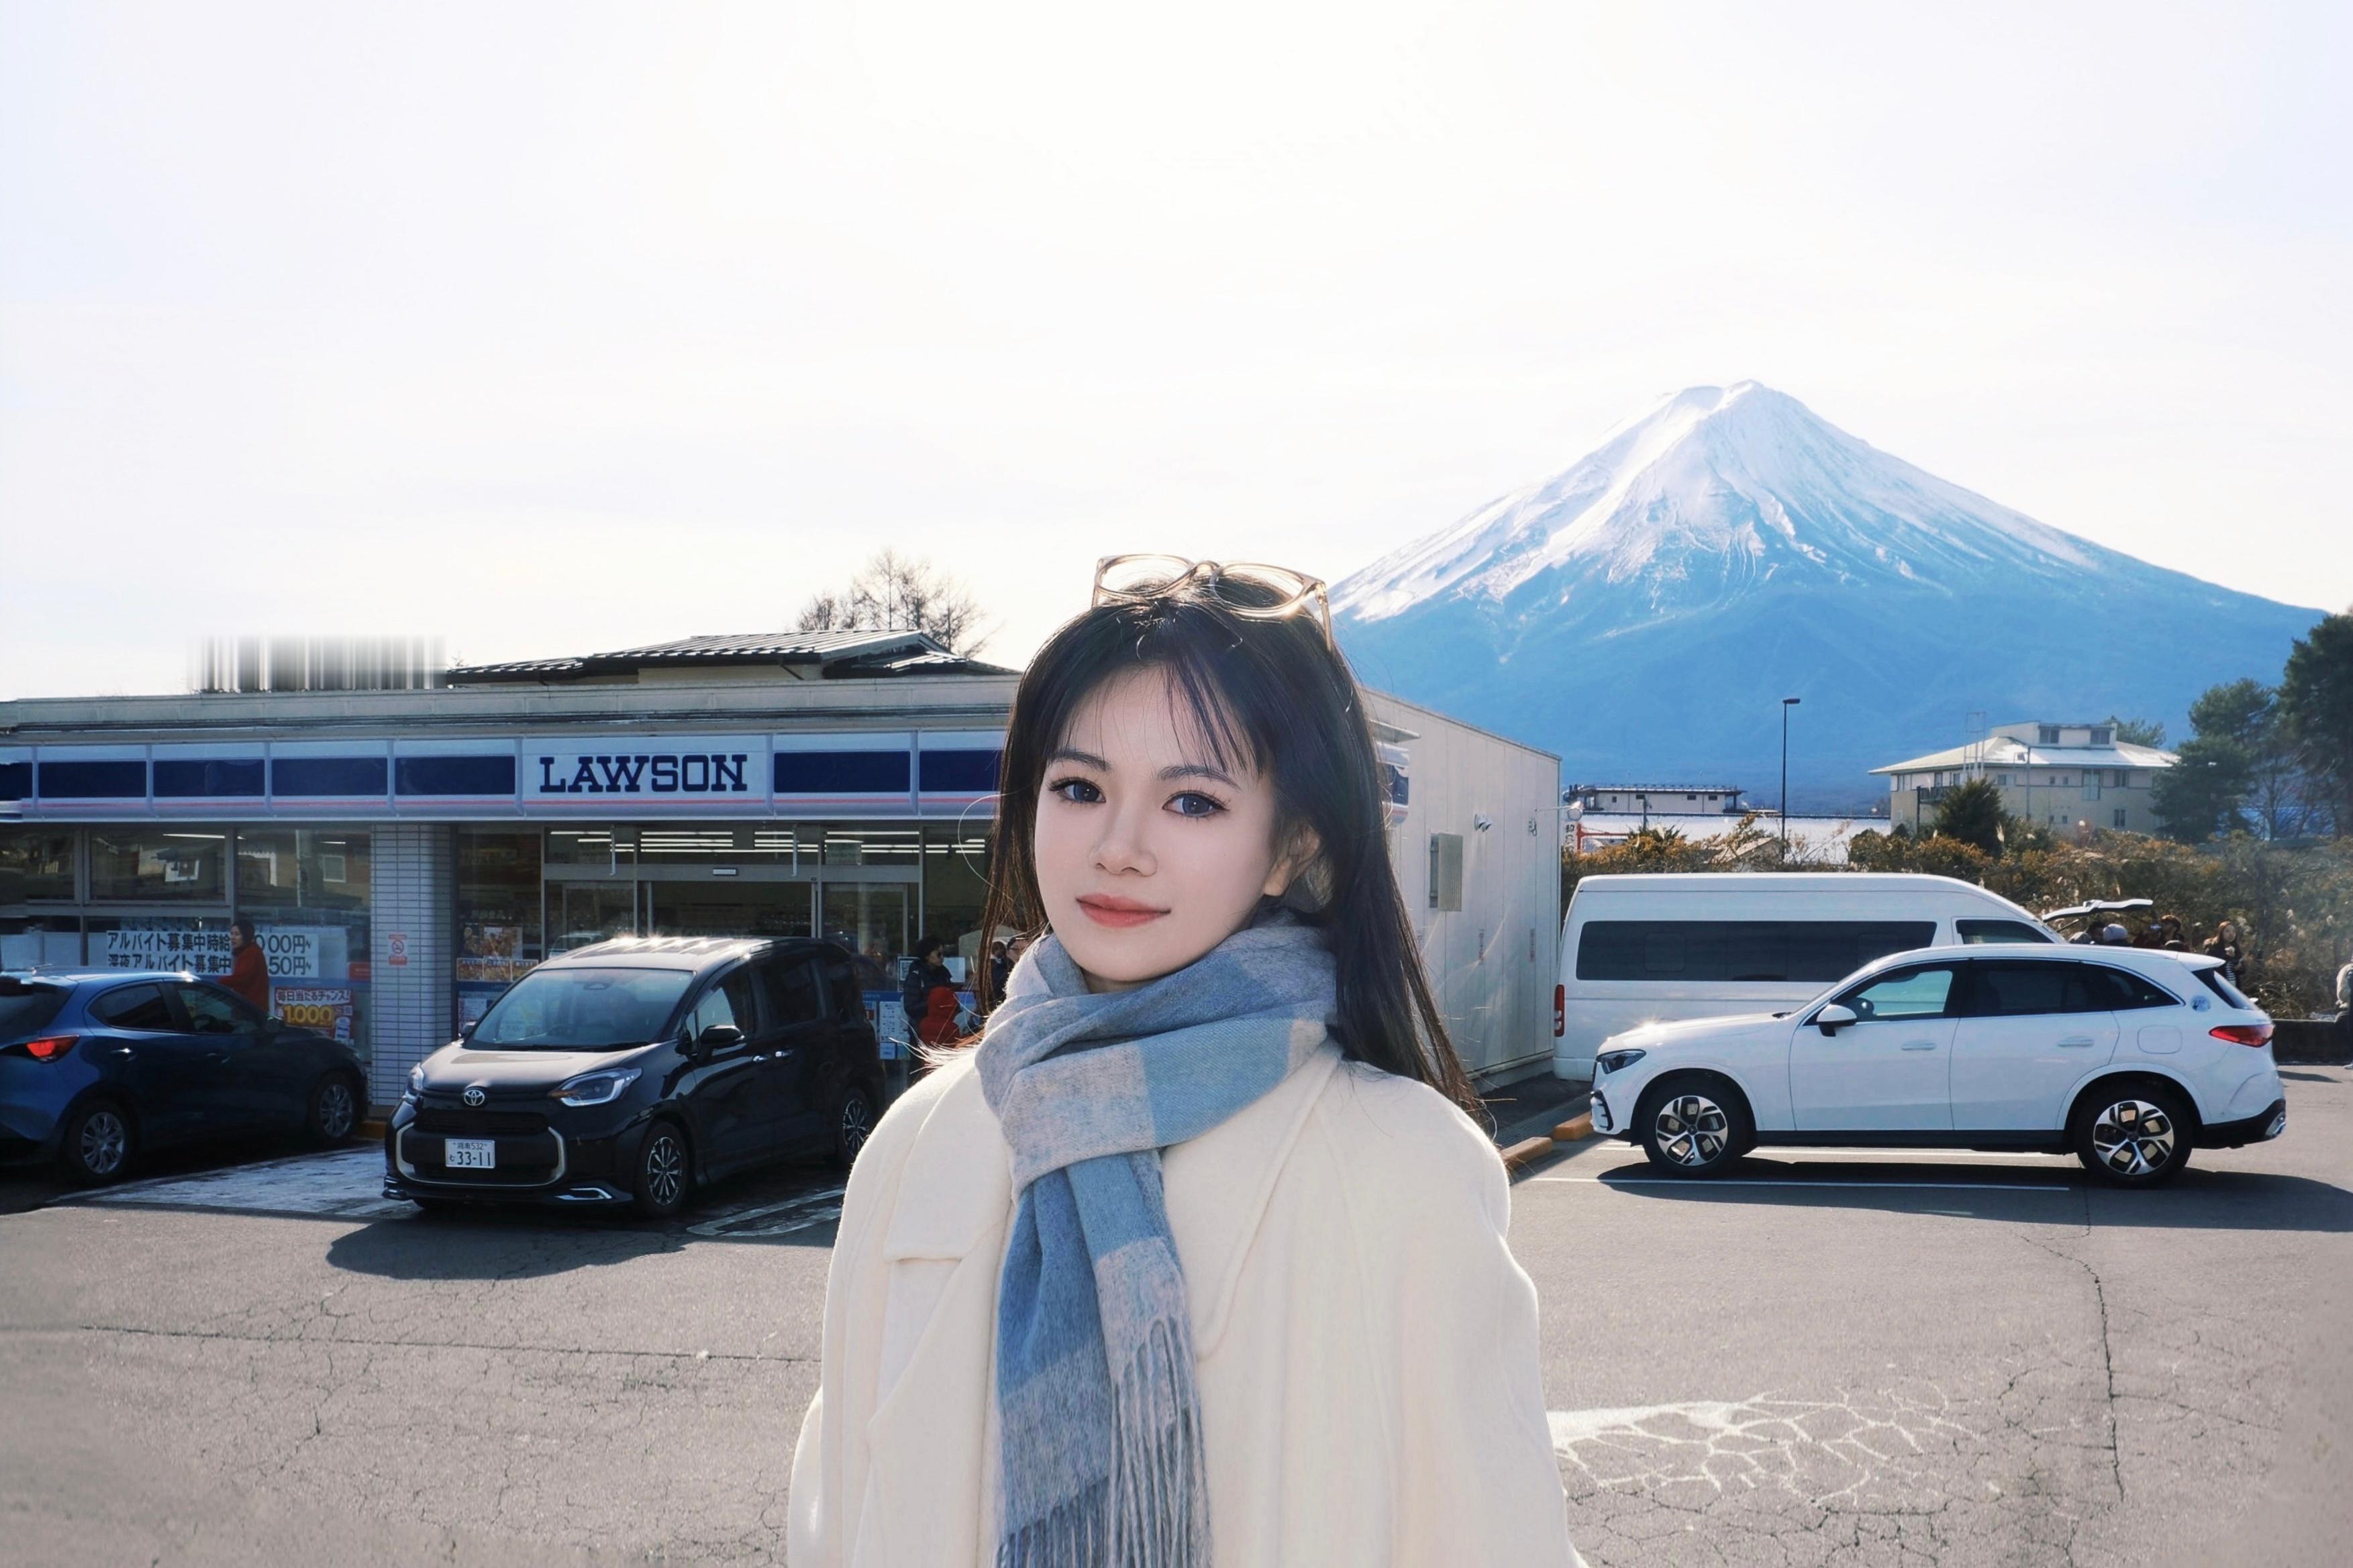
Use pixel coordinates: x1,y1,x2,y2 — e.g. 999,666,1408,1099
977,571,1481,1116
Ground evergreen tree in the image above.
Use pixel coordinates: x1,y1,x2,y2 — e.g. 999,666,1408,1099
2152,735,2254,842
2279,613,2353,837
2106,715,2168,747
1933,777,2009,857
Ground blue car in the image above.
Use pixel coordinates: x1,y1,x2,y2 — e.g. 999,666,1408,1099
0,969,368,1184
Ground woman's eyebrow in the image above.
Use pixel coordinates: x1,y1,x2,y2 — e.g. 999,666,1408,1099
1045,747,1112,770
1158,762,1237,786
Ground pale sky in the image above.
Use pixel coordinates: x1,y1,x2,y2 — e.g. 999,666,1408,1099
3,1,2347,698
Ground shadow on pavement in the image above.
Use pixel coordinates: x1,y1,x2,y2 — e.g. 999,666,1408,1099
2280,1069,2340,1083
1593,1157,2353,1231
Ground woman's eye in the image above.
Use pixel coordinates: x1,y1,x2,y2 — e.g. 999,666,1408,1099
1048,776,1103,804
1168,791,1225,819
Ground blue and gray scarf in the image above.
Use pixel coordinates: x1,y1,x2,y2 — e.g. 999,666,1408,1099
976,912,1338,1568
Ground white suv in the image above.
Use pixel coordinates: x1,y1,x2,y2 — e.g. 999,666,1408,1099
1587,945,2284,1187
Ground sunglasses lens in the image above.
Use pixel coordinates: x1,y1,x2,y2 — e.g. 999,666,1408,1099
1095,554,1197,598
1214,564,1316,607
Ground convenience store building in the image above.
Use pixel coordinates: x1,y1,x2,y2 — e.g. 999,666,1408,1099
1,631,1560,1108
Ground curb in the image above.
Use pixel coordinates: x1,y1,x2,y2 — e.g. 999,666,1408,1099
1500,1137,1554,1173
1552,1112,1594,1143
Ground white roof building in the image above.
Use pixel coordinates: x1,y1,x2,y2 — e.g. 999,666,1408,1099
1872,721,2177,837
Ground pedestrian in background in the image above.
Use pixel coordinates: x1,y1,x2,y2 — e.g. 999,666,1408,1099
2205,920,2246,984
222,918,270,1011
987,938,1012,1004
2158,914,2189,951
2334,953,2352,1055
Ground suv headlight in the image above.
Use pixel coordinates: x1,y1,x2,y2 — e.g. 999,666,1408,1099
1595,1048,1647,1077
408,1063,426,1094
552,1067,642,1107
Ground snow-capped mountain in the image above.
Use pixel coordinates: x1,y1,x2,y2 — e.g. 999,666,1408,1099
1334,382,2325,806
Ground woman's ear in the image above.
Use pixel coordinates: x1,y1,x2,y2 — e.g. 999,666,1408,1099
1264,825,1330,911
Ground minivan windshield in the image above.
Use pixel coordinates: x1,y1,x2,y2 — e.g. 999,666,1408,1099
468,967,694,1050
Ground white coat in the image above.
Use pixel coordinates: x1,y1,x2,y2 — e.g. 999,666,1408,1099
787,1040,1581,1567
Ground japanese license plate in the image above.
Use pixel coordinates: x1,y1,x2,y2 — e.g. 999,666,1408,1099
444,1138,497,1170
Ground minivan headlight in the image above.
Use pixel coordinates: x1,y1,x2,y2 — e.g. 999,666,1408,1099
552,1067,642,1107
1595,1048,1648,1077
408,1063,426,1094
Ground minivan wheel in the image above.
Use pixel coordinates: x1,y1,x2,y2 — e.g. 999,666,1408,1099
60,1101,136,1186
632,1122,692,1217
834,1086,877,1170
1636,1078,1750,1178
306,1074,361,1145
2075,1082,2192,1188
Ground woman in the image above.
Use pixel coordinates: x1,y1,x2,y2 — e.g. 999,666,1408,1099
789,558,1577,1567
2205,919,2247,984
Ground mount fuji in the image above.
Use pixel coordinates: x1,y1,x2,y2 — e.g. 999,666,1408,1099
1332,382,2326,808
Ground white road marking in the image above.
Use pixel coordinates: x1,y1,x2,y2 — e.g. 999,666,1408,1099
1528,1173,2076,1192
688,1185,845,1239
68,1147,414,1219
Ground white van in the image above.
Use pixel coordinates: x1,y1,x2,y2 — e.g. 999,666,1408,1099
1552,873,2056,1079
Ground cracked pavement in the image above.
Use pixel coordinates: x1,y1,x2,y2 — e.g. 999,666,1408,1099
1520,1065,2353,1567
3,1071,2349,1565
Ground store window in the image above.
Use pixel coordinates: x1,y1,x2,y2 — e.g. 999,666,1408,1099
457,829,544,1027
89,830,227,900
229,829,372,1053
0,828,76,901
0,916,81,968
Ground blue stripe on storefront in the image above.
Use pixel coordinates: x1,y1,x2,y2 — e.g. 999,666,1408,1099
917,749,999,794
153,759,268,798
395,754,517,798
271,756,389,798
775,750,911,794
37,760,149,799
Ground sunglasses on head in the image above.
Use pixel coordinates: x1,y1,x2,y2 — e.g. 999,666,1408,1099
1091,555,1333,643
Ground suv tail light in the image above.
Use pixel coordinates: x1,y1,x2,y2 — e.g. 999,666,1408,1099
1554,985,1565,1038
2209,1023,2273,1047
22,1035,79,1062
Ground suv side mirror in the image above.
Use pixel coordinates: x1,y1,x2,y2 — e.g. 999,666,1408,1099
259,1015,284,1037
1813,1003,1857,1036
696,1023,746,1055
458,1021,475,1041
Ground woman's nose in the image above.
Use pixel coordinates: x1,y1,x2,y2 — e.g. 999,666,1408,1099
1093,811,1156,876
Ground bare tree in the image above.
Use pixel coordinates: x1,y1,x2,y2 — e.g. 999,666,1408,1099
793,550,990,655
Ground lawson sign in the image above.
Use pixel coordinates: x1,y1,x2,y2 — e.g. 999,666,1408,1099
534,743,758,801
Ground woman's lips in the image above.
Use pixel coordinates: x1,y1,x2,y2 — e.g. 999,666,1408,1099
1076,894,1168,929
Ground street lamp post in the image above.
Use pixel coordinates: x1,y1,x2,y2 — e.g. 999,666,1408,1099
1780,697,1802,860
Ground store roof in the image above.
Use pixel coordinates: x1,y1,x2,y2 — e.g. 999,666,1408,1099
447,629,1015,685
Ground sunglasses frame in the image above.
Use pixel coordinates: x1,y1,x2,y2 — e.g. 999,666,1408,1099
1091,554,1334,643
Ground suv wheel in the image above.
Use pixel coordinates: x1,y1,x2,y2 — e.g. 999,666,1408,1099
1636,1078,1749,1178
306,1074,361,1145
834,1086,877,1170
632,1122,692,1217
2075,1082,2192,1188
60,1101,136,1186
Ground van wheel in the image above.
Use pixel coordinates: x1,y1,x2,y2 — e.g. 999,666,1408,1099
834,1086,877,1170
632,1121,692,1217
2074,1082,2192,1187
59,1101,136,1186
1636,1078,1750,1178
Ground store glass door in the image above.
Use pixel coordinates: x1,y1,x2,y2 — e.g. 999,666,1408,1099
554,882,637,952
645,881,815,939
821,882,910,992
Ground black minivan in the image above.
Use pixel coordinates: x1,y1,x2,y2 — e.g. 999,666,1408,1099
385,936,887,1216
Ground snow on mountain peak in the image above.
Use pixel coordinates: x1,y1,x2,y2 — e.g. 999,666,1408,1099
1332,382,2103,625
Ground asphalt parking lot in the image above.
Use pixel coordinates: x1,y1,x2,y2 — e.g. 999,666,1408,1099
2,1069,2348,1567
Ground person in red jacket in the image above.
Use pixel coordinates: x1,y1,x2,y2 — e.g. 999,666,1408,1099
222,918,270,1011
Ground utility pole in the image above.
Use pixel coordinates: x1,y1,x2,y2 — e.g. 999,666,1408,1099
1781,697,1802,861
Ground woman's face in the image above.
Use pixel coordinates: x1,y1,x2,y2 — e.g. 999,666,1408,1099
1032,666,1309,992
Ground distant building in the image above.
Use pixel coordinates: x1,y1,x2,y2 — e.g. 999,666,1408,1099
1564,784,1747,817
1872,721,2177,836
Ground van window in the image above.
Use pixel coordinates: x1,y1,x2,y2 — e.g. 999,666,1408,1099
1575,921,1937,984
1955,919,2054,945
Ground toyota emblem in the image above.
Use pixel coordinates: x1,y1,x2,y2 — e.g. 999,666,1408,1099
462,1087,487,1108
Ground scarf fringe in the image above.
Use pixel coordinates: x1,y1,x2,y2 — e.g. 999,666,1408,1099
997,1320,1209,1568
